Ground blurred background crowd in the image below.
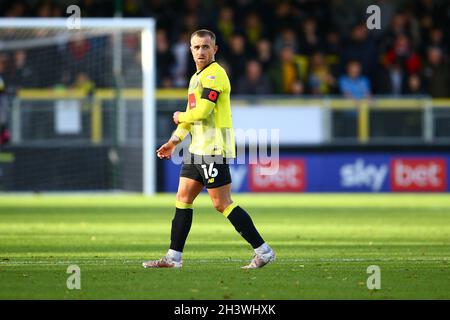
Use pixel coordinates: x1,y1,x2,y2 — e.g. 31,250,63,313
0,0,449,98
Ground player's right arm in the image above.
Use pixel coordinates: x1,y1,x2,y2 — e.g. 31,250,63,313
156,135,179,159
173,102,192,141
156,106,191,160
172,122,191,141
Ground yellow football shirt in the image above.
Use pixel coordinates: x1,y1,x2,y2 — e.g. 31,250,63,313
173,61,236,158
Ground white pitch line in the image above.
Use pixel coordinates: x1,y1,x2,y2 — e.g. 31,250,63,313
0,257,448,266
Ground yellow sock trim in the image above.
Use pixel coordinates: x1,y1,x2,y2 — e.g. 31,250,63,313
176,200,193,209
223,203,238,218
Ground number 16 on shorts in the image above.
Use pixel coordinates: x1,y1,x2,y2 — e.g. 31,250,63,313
202,163,218,180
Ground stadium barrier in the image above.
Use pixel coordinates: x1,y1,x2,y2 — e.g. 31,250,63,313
12,88,450,146
1,89,450,192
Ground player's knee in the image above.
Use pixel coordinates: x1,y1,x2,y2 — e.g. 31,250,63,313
176,192,194,204
213,201,232,213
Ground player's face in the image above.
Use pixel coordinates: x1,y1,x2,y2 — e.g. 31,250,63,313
190,35,218,70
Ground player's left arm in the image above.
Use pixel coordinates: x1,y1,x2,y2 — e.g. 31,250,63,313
176,73,222,123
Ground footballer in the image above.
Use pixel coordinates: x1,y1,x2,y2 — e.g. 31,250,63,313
143,29,275,269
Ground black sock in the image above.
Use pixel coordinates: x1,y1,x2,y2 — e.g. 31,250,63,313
169,208,193,252
227,206,265,249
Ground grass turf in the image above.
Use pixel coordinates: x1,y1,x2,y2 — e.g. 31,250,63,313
0,193,449,299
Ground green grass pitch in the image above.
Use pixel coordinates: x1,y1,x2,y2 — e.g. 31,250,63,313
0,193,449,299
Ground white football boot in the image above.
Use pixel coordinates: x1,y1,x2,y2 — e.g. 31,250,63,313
241,249,276,269
142,256,182,268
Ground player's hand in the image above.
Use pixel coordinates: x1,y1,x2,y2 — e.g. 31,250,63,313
156,141,175,160
173,111,180,125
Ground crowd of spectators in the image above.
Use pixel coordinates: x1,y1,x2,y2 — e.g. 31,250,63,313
0,0,449,99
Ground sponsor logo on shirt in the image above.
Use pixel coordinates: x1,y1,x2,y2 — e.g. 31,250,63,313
189,78,199,90
188,93,196,109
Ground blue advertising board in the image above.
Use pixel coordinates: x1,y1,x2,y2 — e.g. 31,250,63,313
163,152,450,193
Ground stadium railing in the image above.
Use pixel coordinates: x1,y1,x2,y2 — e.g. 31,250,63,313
11,88,450,146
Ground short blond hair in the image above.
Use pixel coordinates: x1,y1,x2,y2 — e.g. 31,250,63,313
191,29,216,43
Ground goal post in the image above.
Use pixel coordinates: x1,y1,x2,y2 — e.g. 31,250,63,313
0,18,156,195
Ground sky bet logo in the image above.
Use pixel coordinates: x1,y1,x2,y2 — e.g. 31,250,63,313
340,159,388,192
249,159,306,192
391,158,447,192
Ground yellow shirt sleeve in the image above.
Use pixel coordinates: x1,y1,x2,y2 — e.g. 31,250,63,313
201,70,224,93
173,104,191,141
173,122,191,141
178,99,215,123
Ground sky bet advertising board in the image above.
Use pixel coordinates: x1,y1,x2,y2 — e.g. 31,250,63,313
163,153,449,193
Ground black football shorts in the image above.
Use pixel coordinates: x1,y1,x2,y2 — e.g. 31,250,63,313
180,153,232,189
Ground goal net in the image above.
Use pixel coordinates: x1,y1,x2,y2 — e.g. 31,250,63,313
0,18,156,195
